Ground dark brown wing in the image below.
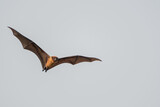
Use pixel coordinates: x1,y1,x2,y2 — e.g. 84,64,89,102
50,55,101,69
8,27,49,69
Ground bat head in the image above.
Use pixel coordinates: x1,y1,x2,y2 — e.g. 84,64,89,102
51,56,58,62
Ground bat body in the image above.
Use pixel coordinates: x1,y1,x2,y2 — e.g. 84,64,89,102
9,27,101,72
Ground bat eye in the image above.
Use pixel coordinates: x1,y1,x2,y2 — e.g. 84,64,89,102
54,57,58,61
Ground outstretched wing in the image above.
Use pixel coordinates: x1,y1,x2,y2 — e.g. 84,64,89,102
51,55,101,68
8,27,49,69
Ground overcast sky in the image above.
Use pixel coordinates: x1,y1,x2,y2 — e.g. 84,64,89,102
0,0,160,107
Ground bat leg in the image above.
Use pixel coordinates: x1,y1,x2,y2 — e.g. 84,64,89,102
43,67,48,72
42,67,46,72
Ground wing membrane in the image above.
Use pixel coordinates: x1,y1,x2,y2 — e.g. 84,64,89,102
50,55,101,69
9,27,49,69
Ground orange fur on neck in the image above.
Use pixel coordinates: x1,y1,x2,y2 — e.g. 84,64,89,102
45,56,54,68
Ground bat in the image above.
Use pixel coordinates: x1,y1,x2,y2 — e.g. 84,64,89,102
8,27,101,72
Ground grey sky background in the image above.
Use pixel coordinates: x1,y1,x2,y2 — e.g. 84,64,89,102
0,0,160,107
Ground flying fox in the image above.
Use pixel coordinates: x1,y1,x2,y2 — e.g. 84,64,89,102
8,27,101,72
